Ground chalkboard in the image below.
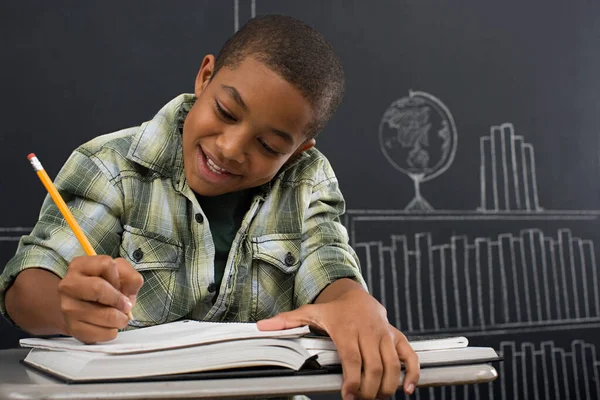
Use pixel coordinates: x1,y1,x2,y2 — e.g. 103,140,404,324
2,2,600,399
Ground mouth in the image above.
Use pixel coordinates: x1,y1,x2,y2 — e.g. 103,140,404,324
206,154,230,175
197,146,238,183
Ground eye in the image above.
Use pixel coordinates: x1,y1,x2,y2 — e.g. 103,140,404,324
257,138,281,156
215,100,237,122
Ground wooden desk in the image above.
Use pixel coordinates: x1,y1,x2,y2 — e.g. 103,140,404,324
0,348,498,399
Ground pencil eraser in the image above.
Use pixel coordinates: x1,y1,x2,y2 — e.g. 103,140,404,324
27,153,43,171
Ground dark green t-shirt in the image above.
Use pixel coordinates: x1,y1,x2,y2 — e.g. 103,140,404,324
195,189,254,301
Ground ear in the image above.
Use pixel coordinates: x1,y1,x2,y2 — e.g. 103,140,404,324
284,139,316,167
194,55,216,96
291,138,316,157
297,138,316,153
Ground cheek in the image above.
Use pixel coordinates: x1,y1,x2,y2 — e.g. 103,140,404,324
249,159,288,183
184,104,218,141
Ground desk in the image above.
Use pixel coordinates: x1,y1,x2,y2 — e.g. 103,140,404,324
0,348,497,399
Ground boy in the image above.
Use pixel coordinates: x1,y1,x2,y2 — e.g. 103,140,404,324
0,15,418,399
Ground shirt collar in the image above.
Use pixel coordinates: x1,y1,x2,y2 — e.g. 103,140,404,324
126,93,195,182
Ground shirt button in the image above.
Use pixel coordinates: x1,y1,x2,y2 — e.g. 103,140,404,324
132,248,144,262
284,252,295,266
207,283,217,293
195,213,204,223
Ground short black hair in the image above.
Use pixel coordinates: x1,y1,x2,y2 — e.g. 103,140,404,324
213,14,345,138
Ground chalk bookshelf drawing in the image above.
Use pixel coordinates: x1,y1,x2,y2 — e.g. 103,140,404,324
396,340,600,400
353,229,600,335
479,123,542,212
496,340,600,400
349,89,600,399
347,90,600,334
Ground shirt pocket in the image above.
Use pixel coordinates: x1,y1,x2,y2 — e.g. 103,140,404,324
250,233,302,320
120,225,183,326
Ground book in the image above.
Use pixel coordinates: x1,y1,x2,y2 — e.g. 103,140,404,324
406,335,469,352
20,320,501,383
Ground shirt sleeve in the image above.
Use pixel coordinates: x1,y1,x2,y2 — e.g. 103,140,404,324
0,149,125,321
293,176,368,308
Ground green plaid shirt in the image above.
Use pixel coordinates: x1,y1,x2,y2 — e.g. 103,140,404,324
0,94,365,329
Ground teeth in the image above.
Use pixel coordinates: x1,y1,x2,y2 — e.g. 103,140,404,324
206,156,227,174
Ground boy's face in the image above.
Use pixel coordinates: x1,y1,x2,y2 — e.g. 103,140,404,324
182,55,315,196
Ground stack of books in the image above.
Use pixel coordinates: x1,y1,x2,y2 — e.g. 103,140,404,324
20,320,501,384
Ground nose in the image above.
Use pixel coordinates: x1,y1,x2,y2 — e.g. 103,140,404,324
215,128,247,164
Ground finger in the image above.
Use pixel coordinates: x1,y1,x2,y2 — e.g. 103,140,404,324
378,332,402,399
61,296,130,330
256,305,318,331
395,333,419,394
71,255,121,289
66,319,120,344
356,331,384,400
114,257,144,299
58,275,132,315
333,332,362,400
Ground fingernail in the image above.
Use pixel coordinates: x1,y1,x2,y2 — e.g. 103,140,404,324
123,296,132,312
407,383,415,394
344,395,355,400
129,295,137,307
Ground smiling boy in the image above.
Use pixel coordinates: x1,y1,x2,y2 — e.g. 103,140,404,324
0,15,418,399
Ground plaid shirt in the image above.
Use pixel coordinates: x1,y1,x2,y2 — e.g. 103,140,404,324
0,94,365,328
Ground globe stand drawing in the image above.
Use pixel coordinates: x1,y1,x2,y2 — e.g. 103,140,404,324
406,173,434,211
378,90,458,211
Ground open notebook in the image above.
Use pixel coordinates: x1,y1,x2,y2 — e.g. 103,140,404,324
20,320,501,383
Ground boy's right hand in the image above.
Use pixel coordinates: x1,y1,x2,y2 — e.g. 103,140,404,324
57,255,143,344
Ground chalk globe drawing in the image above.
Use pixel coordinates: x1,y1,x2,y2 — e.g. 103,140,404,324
379,90,457,211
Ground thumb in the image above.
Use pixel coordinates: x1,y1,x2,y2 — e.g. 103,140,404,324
114,257,144,302
257,305,317,331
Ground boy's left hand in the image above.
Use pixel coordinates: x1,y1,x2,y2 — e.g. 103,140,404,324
257,285,419,400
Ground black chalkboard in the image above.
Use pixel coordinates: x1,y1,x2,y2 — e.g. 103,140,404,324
2,2,600,399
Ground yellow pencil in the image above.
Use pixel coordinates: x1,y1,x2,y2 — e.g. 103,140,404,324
27,153,134,320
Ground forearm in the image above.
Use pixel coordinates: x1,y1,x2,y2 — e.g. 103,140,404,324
314,277,366,304
5,268,68,335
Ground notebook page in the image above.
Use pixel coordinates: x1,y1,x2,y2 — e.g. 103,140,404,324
20,320,311,354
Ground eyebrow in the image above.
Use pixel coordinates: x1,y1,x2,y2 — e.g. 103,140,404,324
221,84,248,112
220,84,295,146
